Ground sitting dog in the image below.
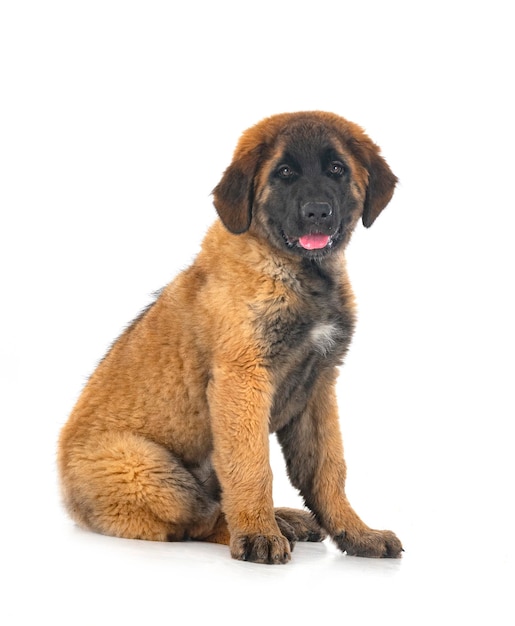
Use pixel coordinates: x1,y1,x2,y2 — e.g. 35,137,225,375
58,111,403,563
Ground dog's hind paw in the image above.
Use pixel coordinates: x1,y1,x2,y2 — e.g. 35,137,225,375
274,507,327,543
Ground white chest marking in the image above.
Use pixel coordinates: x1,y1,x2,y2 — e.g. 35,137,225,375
309,322,338,356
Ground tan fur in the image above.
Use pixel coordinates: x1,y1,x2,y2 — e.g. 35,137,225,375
58,111,402,563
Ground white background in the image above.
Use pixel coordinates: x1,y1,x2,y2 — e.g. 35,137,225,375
1,1,514,624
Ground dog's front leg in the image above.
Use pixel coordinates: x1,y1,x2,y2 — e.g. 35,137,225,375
208,364,291,564
276,377,403,558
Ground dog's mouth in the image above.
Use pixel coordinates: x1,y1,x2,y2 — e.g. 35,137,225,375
281,229,340,254
298,233,332,250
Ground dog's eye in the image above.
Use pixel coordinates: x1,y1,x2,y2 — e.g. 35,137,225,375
276,165,295,179
328,161,346,177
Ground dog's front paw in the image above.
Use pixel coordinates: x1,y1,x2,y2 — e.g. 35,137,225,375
231,533,291,564
334,529,403,558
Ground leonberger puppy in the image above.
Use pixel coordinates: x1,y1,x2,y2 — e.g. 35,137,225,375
58,111,403,563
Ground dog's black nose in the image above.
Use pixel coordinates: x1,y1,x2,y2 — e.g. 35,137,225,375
301,202,333,224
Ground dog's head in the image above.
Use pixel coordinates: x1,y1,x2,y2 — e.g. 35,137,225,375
213,111,397,259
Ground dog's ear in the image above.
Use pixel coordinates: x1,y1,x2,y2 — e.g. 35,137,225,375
361,150,398,228
340,120,397,228
212,145,263,234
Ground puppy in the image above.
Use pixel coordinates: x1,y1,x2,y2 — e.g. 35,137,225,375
58,111,402,563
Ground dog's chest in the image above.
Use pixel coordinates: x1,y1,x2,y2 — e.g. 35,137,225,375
309,321,341,356
254,265,354,432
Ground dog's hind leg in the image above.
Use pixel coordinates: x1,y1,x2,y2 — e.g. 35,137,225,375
58,430,221,542
198,508,326,549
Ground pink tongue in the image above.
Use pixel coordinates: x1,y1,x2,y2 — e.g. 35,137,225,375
298,234,331,250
